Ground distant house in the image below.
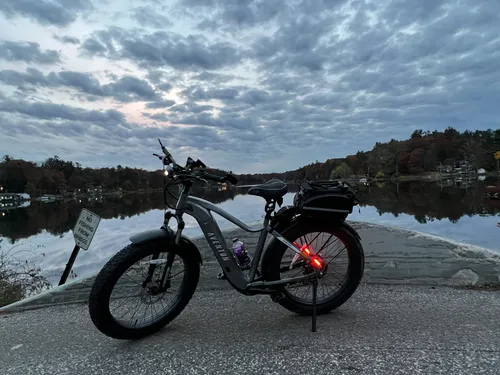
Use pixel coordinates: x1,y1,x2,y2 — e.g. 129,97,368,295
437,164,453,173
454,160,475,175
0,193,30,202
86,185,103,195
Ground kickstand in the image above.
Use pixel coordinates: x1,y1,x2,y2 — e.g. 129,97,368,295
311,272,318,332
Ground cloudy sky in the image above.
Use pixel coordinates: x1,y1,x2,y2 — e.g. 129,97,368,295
0,0,498,173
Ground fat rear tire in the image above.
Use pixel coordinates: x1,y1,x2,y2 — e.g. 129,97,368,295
88,242,200,340
262,220,364,316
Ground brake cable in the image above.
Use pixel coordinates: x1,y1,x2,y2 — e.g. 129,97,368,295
163,171,209,210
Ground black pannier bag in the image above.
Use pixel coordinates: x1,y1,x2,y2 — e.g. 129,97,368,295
293,180,359,222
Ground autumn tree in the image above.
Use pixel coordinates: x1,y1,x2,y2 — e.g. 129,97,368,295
2,155,13,163
411,129,424,139
332,163,353,178
408,148,425,173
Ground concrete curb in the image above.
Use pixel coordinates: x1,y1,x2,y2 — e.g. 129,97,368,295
0,283,235,315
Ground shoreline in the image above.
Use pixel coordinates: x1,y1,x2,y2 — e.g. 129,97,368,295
2,221,500,314
349,220,500,259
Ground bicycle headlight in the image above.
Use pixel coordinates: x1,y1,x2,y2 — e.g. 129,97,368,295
164,165,174,176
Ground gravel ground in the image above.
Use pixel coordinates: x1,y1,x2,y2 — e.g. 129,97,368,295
1,284,500,375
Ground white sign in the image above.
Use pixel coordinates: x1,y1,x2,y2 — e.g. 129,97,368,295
73,208,101,250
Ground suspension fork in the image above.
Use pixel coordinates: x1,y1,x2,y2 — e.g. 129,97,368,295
141,251,176,289
160,252,176,289
142,253,160,287
141,193,187,288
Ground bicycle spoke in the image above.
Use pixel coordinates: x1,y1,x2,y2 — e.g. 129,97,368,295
281,229,349,305
108,251,186,329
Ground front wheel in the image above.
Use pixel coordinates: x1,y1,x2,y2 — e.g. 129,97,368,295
261,220,365,316
88,242,200,340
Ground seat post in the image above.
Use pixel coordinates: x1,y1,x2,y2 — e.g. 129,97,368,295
264,199,276,219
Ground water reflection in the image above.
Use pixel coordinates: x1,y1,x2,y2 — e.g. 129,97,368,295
0,185,244,243
0,179,499,244
355,178,500,224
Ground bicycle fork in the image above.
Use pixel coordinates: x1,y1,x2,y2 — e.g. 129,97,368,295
142,252,176,291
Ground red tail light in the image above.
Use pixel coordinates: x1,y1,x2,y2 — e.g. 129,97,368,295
293,242,312,256
300,245,311,255
291,242,324,270
311,256,323,269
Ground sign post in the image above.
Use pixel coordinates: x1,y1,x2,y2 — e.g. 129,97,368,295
58,208,101,286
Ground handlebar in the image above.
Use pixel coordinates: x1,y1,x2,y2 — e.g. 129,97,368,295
153,139,238,185
200,171,238,184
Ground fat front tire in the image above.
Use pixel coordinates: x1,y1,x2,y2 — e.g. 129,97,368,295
88,242,200,340
262,220,365,316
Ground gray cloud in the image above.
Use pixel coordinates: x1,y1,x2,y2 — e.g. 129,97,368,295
107,76,159,102
0,68,47,87
2,0,500,173
170,109,260,131
146,70,181,89
145,99,176,109
181,0,286,31
0,68,161,103
251,14,341,73
170,103,213,114
0,98,125,125
146,113,170,121
0,0,92,27
194,71,237,84
0,41,61,64
53,34,81,45
80,27,242,70
52,71,103,95
156,83,173,92
132,6,172,28
80,38,107,55
187,86,241,101
146,70,166,84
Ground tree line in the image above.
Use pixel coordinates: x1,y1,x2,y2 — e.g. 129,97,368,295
0,155,168,196
233,127,500,184
1,127,499,194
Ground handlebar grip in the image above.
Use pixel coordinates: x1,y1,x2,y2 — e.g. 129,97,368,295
196,159,207,168
204,173,226,183
204,173,238,184
226,174,238,185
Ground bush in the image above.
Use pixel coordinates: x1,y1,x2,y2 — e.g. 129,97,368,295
0,239,52,307
0,276,24,307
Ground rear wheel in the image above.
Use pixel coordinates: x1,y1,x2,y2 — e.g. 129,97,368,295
262,220,364,315
88,242,200,340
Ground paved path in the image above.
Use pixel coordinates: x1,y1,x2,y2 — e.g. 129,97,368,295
1,284,500,375
2,221,499,313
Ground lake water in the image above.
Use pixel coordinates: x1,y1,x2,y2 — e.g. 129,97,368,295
1,178,499,284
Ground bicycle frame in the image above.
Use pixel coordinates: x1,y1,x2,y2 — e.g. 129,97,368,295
168,185,316,294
